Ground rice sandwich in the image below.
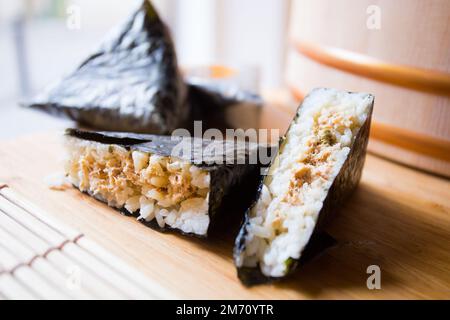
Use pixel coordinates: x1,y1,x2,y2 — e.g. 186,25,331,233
64,129,264,237
27,1,188,134
26,0,262,136
234,88,374,284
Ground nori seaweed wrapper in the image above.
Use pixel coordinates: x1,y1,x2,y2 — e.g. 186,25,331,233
66,128,269,237
27,1,187,134
234,88,374,285
186,79,263,132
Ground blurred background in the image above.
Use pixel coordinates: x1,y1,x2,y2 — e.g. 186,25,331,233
0,0,290,138
0,0,449,176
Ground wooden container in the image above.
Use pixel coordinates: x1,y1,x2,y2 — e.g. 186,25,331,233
286,0,450,177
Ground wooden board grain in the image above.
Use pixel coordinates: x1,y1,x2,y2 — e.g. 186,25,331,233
0,130,449,299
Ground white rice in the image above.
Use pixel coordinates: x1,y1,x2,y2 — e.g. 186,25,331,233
64,138,211,236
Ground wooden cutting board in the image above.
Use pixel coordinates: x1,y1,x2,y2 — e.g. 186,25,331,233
0,127,449,299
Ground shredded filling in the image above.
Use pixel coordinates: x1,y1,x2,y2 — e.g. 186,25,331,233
65,138,211,236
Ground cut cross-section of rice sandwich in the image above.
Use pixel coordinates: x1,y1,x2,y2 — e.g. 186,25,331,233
64,129,264,237
234,88,374,284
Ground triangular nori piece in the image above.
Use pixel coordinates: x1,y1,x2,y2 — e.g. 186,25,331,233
28,1,187,134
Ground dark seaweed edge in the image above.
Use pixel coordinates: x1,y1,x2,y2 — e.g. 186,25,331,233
234,88,374,286
65,128,263,170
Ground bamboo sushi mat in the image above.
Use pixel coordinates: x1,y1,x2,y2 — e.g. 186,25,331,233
0,185,173,300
